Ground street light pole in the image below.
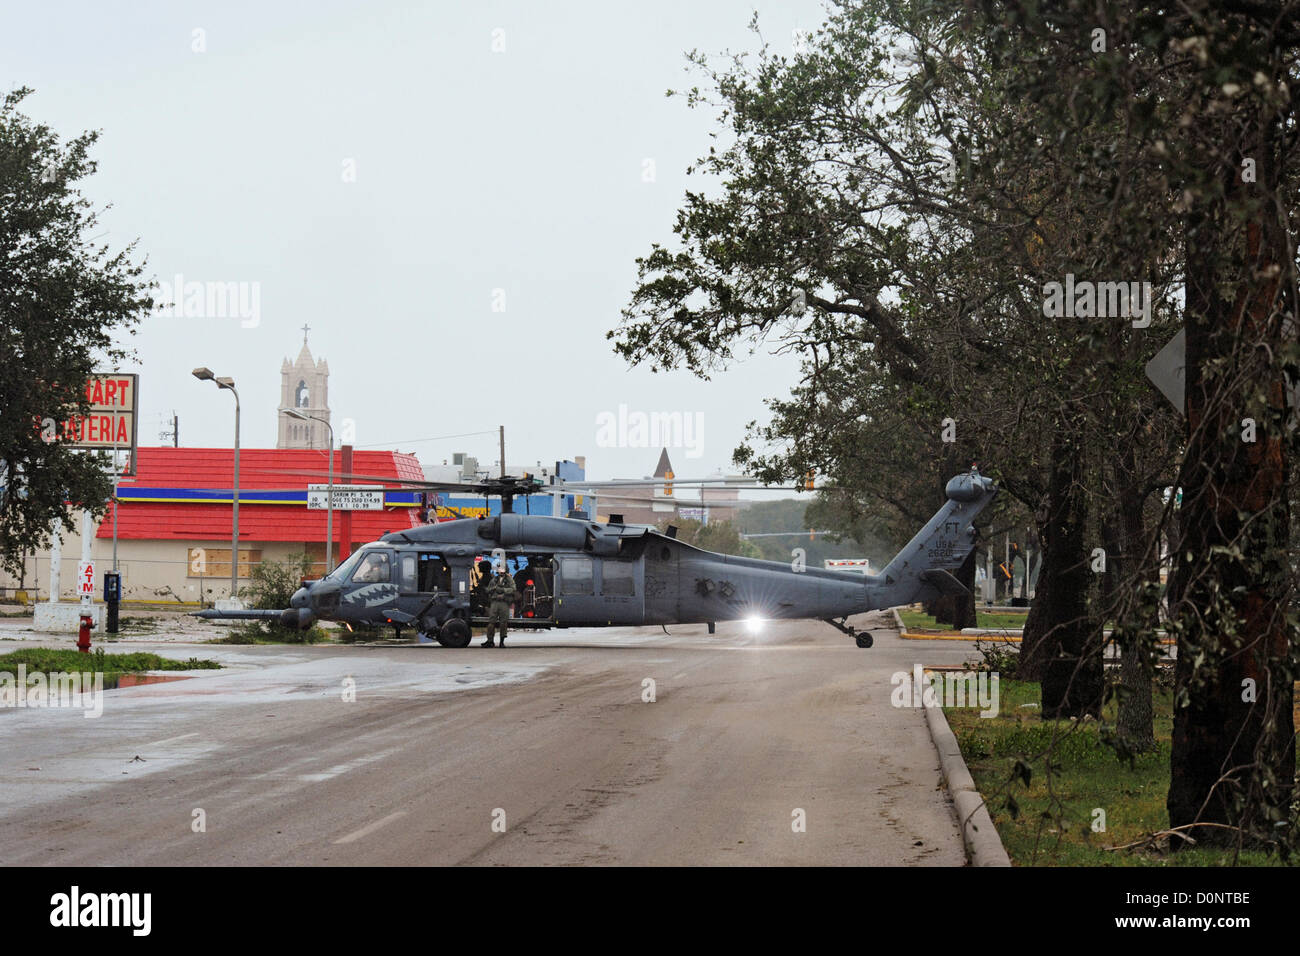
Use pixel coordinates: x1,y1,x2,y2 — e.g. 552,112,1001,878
323,421,332,572
230,383,240,600
281,408,335,573
194,368,241,602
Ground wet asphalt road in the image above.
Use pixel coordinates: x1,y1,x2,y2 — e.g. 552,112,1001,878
0,612,986,865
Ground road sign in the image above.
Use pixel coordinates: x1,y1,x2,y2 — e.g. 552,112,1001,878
307,484,384,511
77,560,95,596
1146,327,1299,419
1145,328,1185,414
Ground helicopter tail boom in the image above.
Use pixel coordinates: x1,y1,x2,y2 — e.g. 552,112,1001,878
870,470,997,610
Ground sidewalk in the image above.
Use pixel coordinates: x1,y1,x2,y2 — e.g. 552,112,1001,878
849,608,1009,865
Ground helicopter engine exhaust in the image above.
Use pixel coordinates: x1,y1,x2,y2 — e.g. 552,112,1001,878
280,607,317,630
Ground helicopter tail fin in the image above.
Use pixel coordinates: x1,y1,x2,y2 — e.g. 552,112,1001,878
874,469,997,609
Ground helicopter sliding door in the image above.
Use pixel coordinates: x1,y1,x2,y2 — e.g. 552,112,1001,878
597,558,644,624
554,555,644,626
554,555,600,624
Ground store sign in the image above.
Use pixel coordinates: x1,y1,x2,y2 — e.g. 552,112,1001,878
49,374,139,450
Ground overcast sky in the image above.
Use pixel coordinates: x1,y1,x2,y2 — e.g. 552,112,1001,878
5,0,829,482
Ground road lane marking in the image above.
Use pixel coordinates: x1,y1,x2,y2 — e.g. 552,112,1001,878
296,748,398,782
334,811,407,845
146,733,200,747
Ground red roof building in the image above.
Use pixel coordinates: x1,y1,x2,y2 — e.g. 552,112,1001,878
99,446,424,545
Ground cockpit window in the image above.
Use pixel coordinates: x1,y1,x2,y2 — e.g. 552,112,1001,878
351,551,392,584
325,549,365,582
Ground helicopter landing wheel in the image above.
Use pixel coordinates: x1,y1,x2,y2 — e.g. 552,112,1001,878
855,633,873,649
437,618,472,648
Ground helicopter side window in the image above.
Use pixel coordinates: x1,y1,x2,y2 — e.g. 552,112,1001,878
401,555,417,592
352,552,391,584
419,553,450,592
601,560,635,596
559,556,593,595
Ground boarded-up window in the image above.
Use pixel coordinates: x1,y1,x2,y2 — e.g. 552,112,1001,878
304,542,328,578
187,548,263,579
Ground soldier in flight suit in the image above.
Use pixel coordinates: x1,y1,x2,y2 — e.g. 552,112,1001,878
482,562,519,648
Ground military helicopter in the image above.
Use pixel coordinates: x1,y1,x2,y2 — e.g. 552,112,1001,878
195,468,997,648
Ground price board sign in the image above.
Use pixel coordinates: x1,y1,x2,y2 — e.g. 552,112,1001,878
307,484,385,511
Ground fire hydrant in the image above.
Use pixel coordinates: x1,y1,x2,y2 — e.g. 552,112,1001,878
77,615,92,653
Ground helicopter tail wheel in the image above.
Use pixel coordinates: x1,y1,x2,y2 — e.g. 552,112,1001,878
855,633,873,649
437,618,472,648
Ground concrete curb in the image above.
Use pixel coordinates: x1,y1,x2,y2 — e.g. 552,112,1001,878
902,631,1012,642
923,693,1012,867
890,605,1011,865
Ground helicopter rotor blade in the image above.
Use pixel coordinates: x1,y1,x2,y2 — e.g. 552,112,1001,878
259,467,816,499
262,468,472,490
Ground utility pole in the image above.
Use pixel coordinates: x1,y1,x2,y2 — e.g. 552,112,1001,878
112,438,119,572
79,508,93,617
48,521,62,601
159,410,179,447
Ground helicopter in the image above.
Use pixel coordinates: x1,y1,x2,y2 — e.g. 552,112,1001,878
194,468,998,649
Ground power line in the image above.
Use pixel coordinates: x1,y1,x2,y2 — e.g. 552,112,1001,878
354,430,498,449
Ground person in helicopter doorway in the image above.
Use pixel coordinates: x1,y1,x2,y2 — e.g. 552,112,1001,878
483,560,519,648
471,558,494,614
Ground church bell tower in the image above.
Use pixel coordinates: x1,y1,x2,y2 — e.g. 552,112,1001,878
277,325,331,449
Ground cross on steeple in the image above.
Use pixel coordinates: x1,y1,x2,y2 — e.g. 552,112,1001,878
301,323,311,345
